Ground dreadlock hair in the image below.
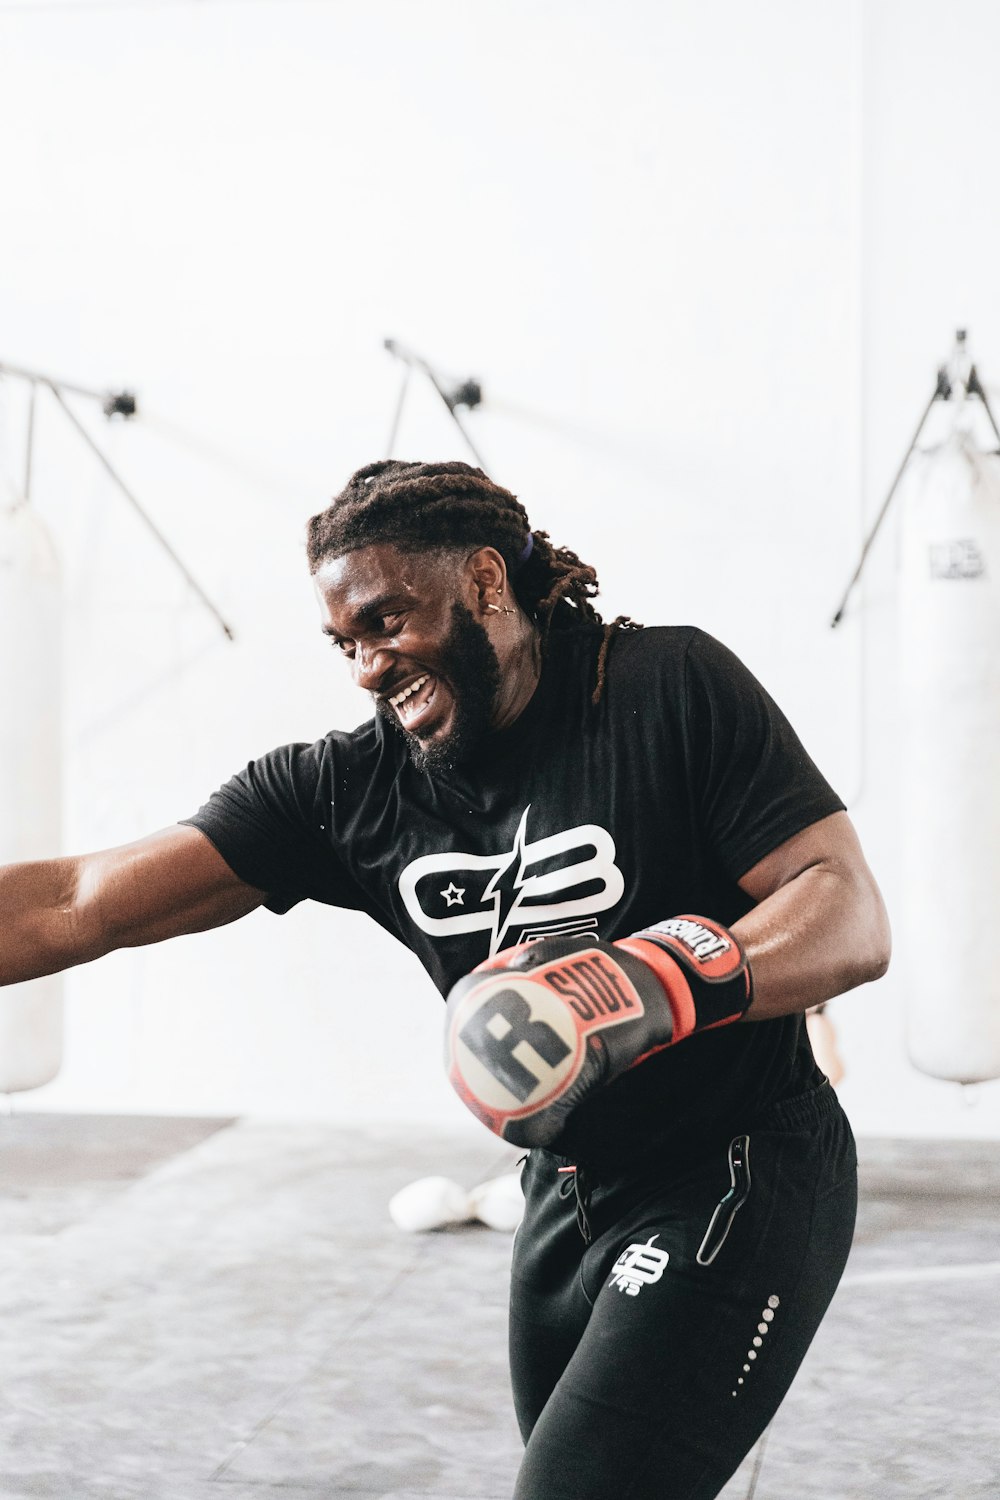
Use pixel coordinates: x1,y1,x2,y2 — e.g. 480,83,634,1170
306,459,642,704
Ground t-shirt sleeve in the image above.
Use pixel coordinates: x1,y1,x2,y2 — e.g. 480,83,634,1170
682,629,846,881
180,739,367,915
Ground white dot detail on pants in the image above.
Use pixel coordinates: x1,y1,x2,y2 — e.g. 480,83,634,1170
753,1336,763,1348
768,1294,780,1309
743,1364,750,1372
758,1323,768,1334
762,1309,774,1322
748,1350,757,1360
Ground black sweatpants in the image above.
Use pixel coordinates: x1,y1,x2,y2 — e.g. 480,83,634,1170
509,1082,857,1500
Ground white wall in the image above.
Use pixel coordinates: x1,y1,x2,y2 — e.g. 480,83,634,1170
832,0,1000,1138
0,0,997,1136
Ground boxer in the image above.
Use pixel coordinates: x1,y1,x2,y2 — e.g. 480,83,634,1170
0,459,890,1499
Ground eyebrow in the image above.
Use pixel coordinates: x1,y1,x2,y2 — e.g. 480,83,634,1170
321,591,407,636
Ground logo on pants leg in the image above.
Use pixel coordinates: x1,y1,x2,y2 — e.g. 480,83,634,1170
609,1235,670,1296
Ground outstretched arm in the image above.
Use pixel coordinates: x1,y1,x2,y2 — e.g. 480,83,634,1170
733,810,891,1020
0,826,266,987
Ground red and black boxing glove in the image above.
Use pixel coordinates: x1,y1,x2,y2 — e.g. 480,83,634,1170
444,917,752,1148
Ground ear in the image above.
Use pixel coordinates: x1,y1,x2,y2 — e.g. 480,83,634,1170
464,546,509,615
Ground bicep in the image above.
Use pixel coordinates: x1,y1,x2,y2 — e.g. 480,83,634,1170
732,811,891,1007
78,825,267,955
736,811,876,903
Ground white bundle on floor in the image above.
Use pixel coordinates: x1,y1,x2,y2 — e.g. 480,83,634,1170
388,1171,524,1233
468,1172,525,1232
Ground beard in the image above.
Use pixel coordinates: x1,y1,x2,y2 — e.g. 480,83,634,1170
375,602,502,775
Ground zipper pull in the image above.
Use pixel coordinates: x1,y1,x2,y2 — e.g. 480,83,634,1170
696,1134,751,1267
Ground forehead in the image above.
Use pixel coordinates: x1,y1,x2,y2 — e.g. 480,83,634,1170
313,542,456,626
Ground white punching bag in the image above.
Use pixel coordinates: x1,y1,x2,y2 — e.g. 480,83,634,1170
899,429,1000,1081
0,502,64,1092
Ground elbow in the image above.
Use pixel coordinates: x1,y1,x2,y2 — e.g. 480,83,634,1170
860,884,892,986
829,866,891,993
874,913,892,978
866,939,891,985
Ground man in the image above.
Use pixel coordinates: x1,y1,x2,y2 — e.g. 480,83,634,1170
1,459,890,1500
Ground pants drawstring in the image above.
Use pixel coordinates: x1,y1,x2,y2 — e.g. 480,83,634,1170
558,1164,594,1245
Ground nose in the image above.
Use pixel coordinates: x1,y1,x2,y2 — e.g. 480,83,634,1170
352,641,393,694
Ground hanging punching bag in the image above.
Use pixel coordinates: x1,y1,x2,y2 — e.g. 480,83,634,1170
899,428,1000,1082
0,501,64,1092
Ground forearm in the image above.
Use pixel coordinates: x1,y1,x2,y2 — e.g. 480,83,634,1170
732,863,891,1021
2,830,266,988
0,857,99,986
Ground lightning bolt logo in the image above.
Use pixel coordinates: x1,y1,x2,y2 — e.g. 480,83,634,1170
397,809,625,953
482,806,532,954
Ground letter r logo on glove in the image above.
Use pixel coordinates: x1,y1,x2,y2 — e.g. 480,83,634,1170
444,946,647,1143
444,920,751,1148
459,989,574,1101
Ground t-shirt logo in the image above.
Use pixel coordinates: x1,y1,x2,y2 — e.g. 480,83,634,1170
398,805,625,955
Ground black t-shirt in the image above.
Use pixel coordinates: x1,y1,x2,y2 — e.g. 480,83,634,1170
183,626,844,1173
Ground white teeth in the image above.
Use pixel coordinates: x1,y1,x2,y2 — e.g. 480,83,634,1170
389,674,429,709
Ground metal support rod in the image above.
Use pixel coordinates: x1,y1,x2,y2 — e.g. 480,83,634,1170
384,363,412,459
968,366,1000,450
0,357,111,407
421,363,489,470
383,338,488,471
47,383,235,642
830,373,947,628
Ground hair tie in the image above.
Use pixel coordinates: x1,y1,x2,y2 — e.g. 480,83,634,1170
517,533,534,566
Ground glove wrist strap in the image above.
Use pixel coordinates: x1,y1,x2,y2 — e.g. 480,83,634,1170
616,915,752,1042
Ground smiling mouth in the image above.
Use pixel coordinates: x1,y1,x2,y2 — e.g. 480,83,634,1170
388,673,429,709
386,673,440,733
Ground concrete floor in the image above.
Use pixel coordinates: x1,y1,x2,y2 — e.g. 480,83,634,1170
1,1116,997,1500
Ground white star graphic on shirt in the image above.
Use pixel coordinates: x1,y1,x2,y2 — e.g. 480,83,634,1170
440,882,465,907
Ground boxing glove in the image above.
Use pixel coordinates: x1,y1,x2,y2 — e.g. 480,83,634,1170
444,917,752,1147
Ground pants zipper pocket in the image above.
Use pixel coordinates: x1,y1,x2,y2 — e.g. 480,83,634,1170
696,1134,751,1266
